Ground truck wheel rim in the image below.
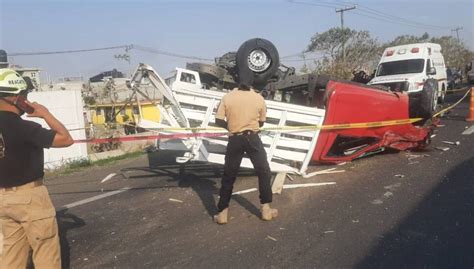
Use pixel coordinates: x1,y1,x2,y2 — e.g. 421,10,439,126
248,49,271,73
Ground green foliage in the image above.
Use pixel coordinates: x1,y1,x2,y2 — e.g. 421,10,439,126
67,158,92,169
429,36,473,69
306,27,380,79
83,96,96,105
385,32,430,47
47,151,145,175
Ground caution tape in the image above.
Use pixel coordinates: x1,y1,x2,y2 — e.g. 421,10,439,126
74,132,227,144
262,118,423,131
75,118,424,144
434,86,472,118
446,87,472,93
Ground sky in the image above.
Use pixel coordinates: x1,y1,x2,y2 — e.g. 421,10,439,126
0,0,472,82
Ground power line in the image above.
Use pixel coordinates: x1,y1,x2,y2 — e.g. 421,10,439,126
290,0,454,30
282,55,326,62
280,52,306,59
314,0,450,29
9,45,133,56
9,44,214,62
351,9,451,30
334,0,452,30
287,0,341,9
132,45,213,62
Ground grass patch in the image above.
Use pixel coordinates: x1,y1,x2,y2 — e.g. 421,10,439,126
47,151,146,176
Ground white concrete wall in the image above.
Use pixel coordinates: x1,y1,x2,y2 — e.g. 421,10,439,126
26,90,88,169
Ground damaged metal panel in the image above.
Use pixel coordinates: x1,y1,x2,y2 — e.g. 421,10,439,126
312,80,431,163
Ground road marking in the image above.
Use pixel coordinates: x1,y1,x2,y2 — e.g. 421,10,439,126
232,182,336,195
57,187,131,211
462,125,474,135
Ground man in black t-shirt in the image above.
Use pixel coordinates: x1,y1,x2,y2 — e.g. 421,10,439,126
0,68,73,269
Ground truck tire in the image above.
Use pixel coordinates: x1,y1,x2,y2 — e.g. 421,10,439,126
419,79,438,118
236,38,279,88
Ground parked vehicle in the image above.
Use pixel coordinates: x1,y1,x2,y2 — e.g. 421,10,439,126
368,43,448,118
446,67,462,90
466,60,474,84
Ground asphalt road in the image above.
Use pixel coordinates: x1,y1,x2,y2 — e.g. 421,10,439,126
45,89,473,269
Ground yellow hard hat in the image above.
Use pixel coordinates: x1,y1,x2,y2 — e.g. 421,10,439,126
0,68,27,95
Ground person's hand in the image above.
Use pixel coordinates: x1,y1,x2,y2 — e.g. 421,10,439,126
25,101,51,118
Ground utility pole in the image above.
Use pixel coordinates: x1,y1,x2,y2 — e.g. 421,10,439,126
336,6,356,63
451,27,463,41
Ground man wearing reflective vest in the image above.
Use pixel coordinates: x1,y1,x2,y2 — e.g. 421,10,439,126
213,78,278,224
0,68,73,268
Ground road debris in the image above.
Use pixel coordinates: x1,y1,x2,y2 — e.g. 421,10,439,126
371,199,383,205
406,153,430,162
169,198,184,203
266,235,278,242
384,183,401,191
324,230,335,234
303,168,345,178
100,173,117,183
232,188,258,195
441,140,460,146
233,182,336,196
435,146,450,151
282,182,337,189
394,174,405,178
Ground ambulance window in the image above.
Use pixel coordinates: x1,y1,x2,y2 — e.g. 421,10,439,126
426,59,432,74
377,59,425,76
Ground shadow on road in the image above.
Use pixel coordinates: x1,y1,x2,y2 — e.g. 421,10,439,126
56,209,86,269
355,157,474,269
121,150,261,218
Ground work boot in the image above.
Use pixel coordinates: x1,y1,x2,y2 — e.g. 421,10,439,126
261,203,278,221
213,208,228,224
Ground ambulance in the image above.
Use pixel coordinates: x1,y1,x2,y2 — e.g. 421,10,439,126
369,43,447,118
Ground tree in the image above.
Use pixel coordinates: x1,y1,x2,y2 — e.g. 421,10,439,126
306,27,381,79
429,36,473,69
386,32,430,47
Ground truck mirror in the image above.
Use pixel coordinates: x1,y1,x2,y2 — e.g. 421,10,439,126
427,67,436,75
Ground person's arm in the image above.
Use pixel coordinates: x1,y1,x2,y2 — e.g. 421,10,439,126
258,96,267,128
215,118,228,130
215,99,228,130
26,101,74,147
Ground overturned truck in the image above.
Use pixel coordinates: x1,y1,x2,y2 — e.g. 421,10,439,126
128,38,432,177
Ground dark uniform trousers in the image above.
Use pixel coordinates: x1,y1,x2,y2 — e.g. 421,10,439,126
217,132,272,212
